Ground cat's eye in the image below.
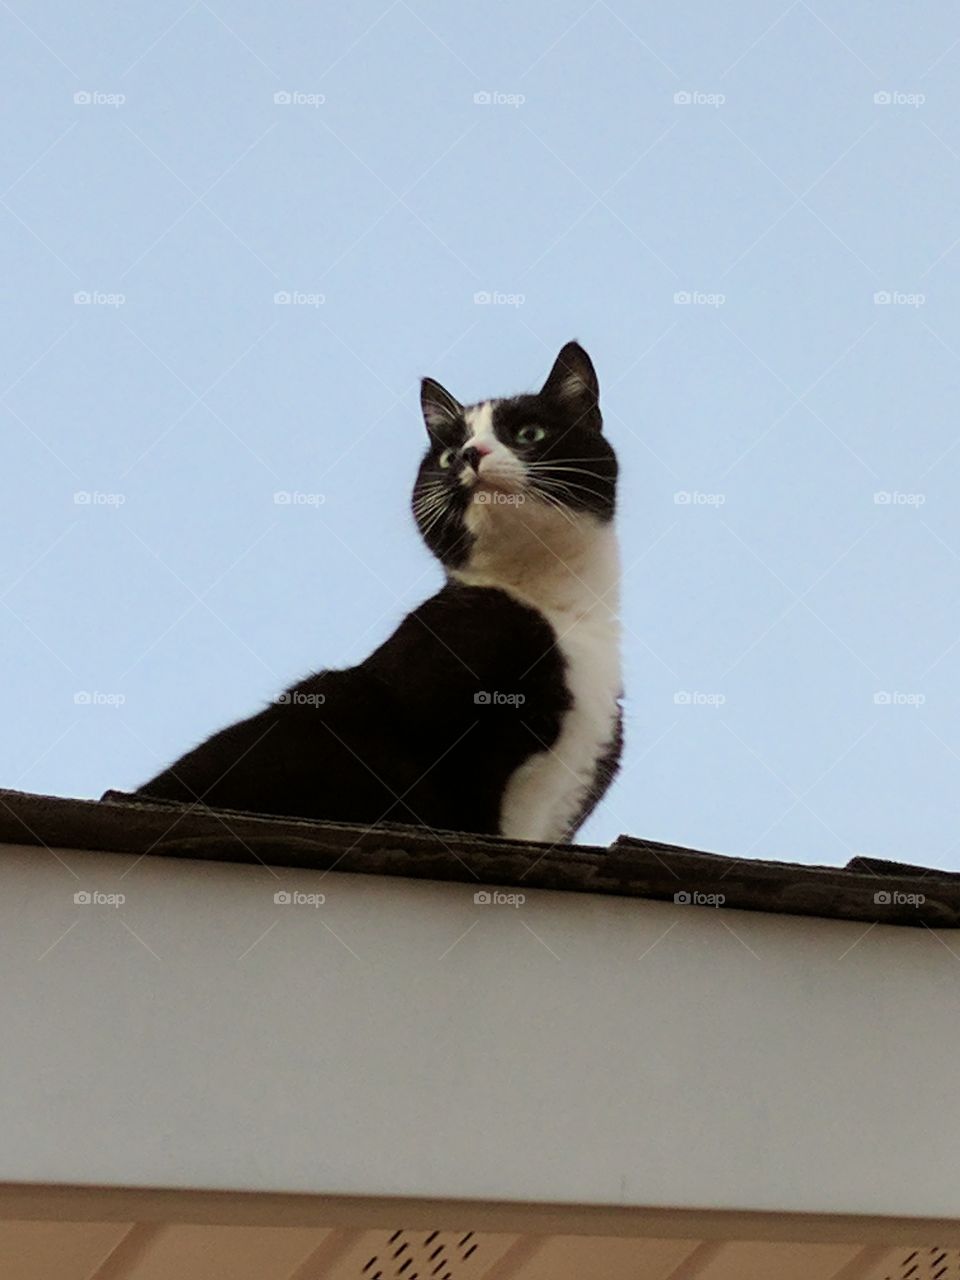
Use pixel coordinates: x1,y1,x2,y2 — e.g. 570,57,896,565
438,447,456,469
516,424,546,444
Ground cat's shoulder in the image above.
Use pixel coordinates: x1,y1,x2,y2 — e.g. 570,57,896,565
366,580,562,691
411,579,555,630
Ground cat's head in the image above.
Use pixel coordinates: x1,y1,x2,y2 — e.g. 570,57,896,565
412,342,617,569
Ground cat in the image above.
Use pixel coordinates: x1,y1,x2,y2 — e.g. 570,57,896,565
133,341,622,843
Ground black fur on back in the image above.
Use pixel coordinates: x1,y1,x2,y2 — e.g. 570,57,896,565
136,585,570,833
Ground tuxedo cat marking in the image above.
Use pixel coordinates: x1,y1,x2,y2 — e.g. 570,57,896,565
134,342,622,842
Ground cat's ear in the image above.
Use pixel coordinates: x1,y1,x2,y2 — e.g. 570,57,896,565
420,377,463,435
541,341,601,429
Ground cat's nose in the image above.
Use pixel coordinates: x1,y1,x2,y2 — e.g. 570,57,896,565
461,445,490,472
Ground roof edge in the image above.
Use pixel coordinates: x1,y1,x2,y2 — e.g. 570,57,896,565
0,787,956,928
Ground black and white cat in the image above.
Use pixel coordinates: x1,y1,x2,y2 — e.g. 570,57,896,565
134,342,622,843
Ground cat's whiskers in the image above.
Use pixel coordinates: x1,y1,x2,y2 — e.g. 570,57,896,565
529,487,604,502
417,508,450,539
526,464,611,497
526,464,608,473
414,479,448,498
526,458,615,466
526,463,613,479
414,506,447,531
416,488,449,513
413,486,450,518
528,474,605,505
526,486,578,527
417,499,454,539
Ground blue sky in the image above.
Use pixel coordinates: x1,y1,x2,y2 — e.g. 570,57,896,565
4,0,960,866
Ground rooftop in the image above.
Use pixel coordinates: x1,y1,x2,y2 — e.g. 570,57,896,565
0,786,957,929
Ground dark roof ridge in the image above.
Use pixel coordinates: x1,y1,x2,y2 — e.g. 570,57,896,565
0,787,955,928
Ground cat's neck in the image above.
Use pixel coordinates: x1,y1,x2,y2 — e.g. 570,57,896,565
450,502,620,624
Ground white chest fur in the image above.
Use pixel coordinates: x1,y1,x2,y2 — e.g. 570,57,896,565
455,500,622,843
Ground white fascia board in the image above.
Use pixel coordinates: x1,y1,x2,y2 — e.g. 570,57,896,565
1,841,956,1222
